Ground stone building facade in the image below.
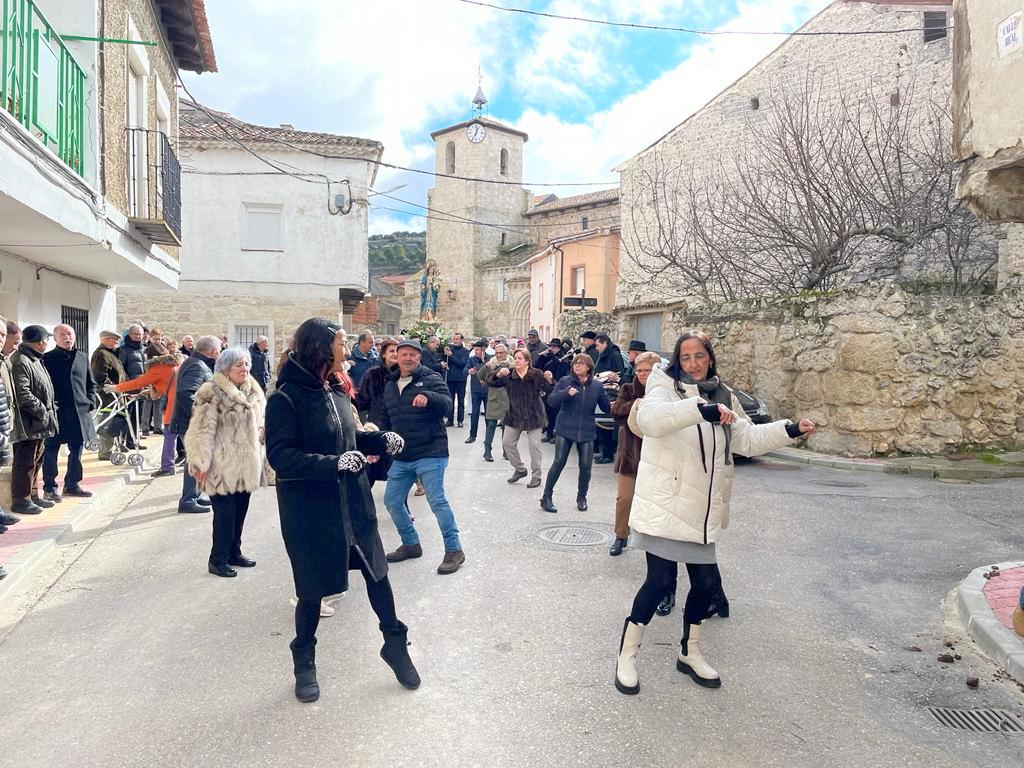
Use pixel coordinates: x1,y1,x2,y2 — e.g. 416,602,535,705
118,100,382,357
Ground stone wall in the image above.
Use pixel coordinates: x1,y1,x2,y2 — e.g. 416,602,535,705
655,286,1024,456
525,199,620,243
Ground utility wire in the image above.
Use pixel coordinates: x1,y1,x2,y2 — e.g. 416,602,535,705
456,0,947,36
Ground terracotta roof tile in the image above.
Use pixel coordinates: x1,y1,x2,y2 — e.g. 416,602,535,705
525,187,619,216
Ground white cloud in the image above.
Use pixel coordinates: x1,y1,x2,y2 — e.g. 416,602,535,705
368,210,423,236
516,0,833,195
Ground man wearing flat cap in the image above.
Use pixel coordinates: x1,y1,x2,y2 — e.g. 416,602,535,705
379,338,465,575
8,325,58,514
464,339,491,444
579,330,599,362
90,331,127,460
525,329,546,366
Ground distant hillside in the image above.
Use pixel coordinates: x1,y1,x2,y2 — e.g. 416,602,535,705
369,231,426,275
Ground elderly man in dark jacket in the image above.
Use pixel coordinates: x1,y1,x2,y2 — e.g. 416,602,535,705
593,333,625,464
248,336,272,392
379,339,464,575
9,325,59,515
525,329,546,365
41,325,97,501
169,335,221,513
464,339,490,444
443,333,470,428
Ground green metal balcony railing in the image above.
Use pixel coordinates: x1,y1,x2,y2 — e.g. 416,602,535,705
1,0,86,176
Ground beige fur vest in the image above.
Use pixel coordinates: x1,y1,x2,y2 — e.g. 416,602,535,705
184,373,267,495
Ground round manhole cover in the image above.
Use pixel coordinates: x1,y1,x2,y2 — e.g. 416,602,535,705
537,524,614,547
813,479,868,488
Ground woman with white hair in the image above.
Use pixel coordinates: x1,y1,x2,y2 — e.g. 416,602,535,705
185,346,267,578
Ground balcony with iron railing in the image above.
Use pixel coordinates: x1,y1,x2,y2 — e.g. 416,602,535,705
125,127,182,246
1,0,86,177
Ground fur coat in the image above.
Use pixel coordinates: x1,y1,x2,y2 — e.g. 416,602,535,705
184,372,267,495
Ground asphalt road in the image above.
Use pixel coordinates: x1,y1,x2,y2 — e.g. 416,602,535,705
1,432,1023,768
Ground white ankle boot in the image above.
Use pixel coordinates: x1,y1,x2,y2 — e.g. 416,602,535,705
615,618,645,695
676,621,721,688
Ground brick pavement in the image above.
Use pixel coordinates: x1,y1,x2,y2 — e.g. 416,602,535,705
983,565,1024,630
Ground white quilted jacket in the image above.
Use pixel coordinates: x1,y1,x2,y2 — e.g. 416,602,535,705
630,367,795,545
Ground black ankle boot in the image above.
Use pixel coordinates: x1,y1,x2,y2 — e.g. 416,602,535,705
290,639,319,703
576,495,587,511
540,491,557,513
655,591,675,617
710,587,730,619
380,622,421,689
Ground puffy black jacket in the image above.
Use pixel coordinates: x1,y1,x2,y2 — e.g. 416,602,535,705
444,344,470,383
547,374,610,443
420,347,444,375
380,364,452,461
249,343,272,391
168,353,216,435
117,338,146,379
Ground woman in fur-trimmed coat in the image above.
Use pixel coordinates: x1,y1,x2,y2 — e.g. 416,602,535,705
184,346,267,578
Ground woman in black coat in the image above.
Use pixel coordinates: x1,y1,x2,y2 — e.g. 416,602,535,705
539,353,610,514
266,318,419,703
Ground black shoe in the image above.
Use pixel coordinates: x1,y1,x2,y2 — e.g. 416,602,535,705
527,478,541,489
483,450,493,462
31,496,55,509
0,565,6,580
197,497,213,507
707,587,730,619
576,495,588,511
153,428,164,435
291,639,320,703
445,421,454,428
62,486,92,498
175,455,187,466
11,499,43,515
0,511,20,526
150,468,175,478
595,456,614,465
656,592,676,617
465,436,476,444
177,502,209,514
507,469,527,484
380,622,421,689
208,562,237,577
43,490,62,503
609,537,626,556
386,543,423,563
0,524,7,534
228,555,256,568
540,493,558,513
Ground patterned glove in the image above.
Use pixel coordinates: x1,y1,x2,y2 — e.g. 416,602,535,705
381,431,405,456
337,451,368,474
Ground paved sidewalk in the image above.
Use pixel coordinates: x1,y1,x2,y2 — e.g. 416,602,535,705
0,446,160,600
768,445,1024,480
957,561,1024,684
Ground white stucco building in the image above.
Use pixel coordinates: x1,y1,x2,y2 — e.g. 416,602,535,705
118,100,383,355
0,0,216,348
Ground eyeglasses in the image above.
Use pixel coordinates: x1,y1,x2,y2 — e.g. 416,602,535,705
635,367,653,374
572,362,589,368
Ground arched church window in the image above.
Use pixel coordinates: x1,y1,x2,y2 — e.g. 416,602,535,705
499,148,508,176
446,141,456,174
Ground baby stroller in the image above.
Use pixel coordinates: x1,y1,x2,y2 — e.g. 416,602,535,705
91,391,146,466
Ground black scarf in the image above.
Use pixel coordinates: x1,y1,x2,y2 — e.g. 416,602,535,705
676,373,733,464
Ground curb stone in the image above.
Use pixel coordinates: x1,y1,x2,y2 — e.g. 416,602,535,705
765,447,1024,481
0,447,161,602
956,561,1024,685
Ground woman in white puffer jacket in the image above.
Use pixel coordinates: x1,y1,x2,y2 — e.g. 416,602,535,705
614,330,816,695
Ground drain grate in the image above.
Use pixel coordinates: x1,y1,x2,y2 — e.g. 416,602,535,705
537,524,613,547
813,479,868,488
928,707,1024,734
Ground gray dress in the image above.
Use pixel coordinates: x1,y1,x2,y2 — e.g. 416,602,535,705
629,531,717,564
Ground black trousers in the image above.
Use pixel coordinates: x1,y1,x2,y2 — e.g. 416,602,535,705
447,379,466,423
11,439,44,501
543,436,594,498
209,491,251,566
468,391,487,438
596,424,618,460
294,551,400,649
629,553,722,625
543,401,559,439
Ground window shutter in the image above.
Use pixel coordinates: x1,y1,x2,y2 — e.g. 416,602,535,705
246,209,282,250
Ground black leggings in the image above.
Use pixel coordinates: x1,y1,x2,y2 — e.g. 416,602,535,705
629,553,722,625
294,551,399,648
543,437,594,497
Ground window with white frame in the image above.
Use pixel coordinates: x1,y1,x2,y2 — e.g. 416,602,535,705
243,203,283,251
538,282,544,310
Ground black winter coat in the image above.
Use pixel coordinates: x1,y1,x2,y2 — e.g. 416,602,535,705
117,339,146,379
538,350,571,381
445,344,470,382
168,353,215,435
420,347,444,375
42,347,97,445
547,374,610,443
248,343,272,391
266,357,389,599
354,362,396,428
9,345,58,443
178,345,193,358
595,344,626,376
466,351,491,394
380,364,452,461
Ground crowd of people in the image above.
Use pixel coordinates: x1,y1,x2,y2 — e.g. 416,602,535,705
0,316,817,704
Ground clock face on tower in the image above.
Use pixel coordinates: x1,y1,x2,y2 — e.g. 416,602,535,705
466,123,486,143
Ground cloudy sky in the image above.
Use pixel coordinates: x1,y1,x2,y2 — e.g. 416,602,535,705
183,0,831,235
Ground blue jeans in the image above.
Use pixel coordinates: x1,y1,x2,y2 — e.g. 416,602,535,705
384,457,461,552
468,390,487,438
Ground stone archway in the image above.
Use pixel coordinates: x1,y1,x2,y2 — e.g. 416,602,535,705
510,289,530,337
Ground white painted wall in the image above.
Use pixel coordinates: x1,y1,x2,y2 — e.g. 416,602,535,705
0,250,117,350
177,144,373,299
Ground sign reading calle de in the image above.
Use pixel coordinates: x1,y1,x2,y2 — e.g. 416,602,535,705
998,10,1023,58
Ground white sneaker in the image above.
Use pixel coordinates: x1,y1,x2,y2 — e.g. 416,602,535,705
289,596,335,618
323,591,348,606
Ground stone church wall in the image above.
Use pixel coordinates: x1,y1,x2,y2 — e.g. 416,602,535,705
645,285,1024,457
525,199,620,243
